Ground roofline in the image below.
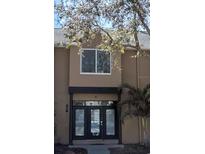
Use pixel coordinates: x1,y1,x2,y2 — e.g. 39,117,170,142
54,43,149,51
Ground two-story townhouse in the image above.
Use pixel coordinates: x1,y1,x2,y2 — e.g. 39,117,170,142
54,28,150,145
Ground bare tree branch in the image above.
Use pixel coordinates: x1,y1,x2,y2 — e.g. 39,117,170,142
135,1,150,35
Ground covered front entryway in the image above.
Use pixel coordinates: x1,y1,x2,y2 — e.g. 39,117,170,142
73,101,118,140
69,87,121,145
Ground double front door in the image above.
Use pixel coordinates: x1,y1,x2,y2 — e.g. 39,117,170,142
73,105,118,140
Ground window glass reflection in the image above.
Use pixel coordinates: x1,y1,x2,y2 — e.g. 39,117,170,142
91,109,100,136
75,109,84,136
106,109,115,135
74,101,114,106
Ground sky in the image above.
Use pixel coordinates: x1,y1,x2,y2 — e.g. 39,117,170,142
54,0,62,28
54,12,61,28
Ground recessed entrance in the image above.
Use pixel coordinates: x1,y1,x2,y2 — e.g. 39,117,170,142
72,101,118,140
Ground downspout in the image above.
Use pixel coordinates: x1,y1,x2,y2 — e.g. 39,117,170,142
68,48,73,145
136,55,141,144
135,44,141,144
119,53,123,144
133,13,141,144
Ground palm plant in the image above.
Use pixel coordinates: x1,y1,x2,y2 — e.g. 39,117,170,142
118,83,150,144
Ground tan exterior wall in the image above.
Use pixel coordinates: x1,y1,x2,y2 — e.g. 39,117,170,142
121,50,137,87
121,104,150,144
54,41,150,144
122,116,150,144
141,117,150,144
122,117,140,143
137,53,150,88
121,50,150,88
120,88,139,143
54,47,70,144
73,93,118,101
69,36,122,87
120,53,150,145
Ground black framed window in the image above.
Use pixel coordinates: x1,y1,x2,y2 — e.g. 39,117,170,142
81,49,111,74
73,100,114,106
81,50,96,73
72,105,119,140
75,109,85,136
97,50,110,73
106,109,115,135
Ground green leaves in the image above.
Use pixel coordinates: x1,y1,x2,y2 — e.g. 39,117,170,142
55,0,150,53
119,83,150,120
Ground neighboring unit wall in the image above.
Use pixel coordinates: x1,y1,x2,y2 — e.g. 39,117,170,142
120,87,140,143
54,47,70,144
122,116,150,144
121,50,150,144
122,117,140,143
137,51,150,88
121,50,137,87
121,49,150,88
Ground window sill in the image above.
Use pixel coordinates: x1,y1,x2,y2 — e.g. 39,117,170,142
80,72,111,75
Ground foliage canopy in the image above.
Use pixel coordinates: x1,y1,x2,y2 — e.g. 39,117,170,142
55,0,150,53
119,83,150,121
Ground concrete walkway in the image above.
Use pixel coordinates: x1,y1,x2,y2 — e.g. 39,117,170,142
69,144,124,154
85,145,110,154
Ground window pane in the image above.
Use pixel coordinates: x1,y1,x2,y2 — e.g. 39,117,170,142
82,50,95,73
91,109,100,136
74,101,86,106
106,109,115,135
75,109,84,136
73,101,114,106
97,50,110,73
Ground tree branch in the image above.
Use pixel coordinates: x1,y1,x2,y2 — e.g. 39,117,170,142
92,22,113,44
135,1,150,35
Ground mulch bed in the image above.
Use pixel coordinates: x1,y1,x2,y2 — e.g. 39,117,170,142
54,144,87,154
109,144,150,154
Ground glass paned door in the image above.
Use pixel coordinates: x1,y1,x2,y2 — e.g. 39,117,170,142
73,104,118,140
90,109,100,137
75,109,84,136
106,109,115,135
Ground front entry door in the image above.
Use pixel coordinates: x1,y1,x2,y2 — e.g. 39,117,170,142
89,108,101,139
73,101,118,140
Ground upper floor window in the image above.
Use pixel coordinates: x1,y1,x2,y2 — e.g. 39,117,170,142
80,49,111,75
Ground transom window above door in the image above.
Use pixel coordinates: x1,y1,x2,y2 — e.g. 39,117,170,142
74,100,114,106
80,49,111,75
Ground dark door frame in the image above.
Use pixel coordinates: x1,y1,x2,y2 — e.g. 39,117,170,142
72,105,119,140
68,87,122,145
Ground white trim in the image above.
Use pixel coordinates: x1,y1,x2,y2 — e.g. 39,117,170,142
80,48,112,75
80,72,111,75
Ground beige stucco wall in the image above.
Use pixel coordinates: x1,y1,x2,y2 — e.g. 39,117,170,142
54,47,70,144
73,93,118,101
69,35,122,87
120,88,138,143
121,50,137,87
122,116,150,144
54,43,150,144
121,50,150,89
138,53,150,88
121,56,150,144
122,117,140,143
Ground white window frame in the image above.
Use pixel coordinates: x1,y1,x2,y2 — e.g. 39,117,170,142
80,48,112,75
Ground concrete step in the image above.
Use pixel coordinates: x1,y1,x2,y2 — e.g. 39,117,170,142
69,144,124,154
